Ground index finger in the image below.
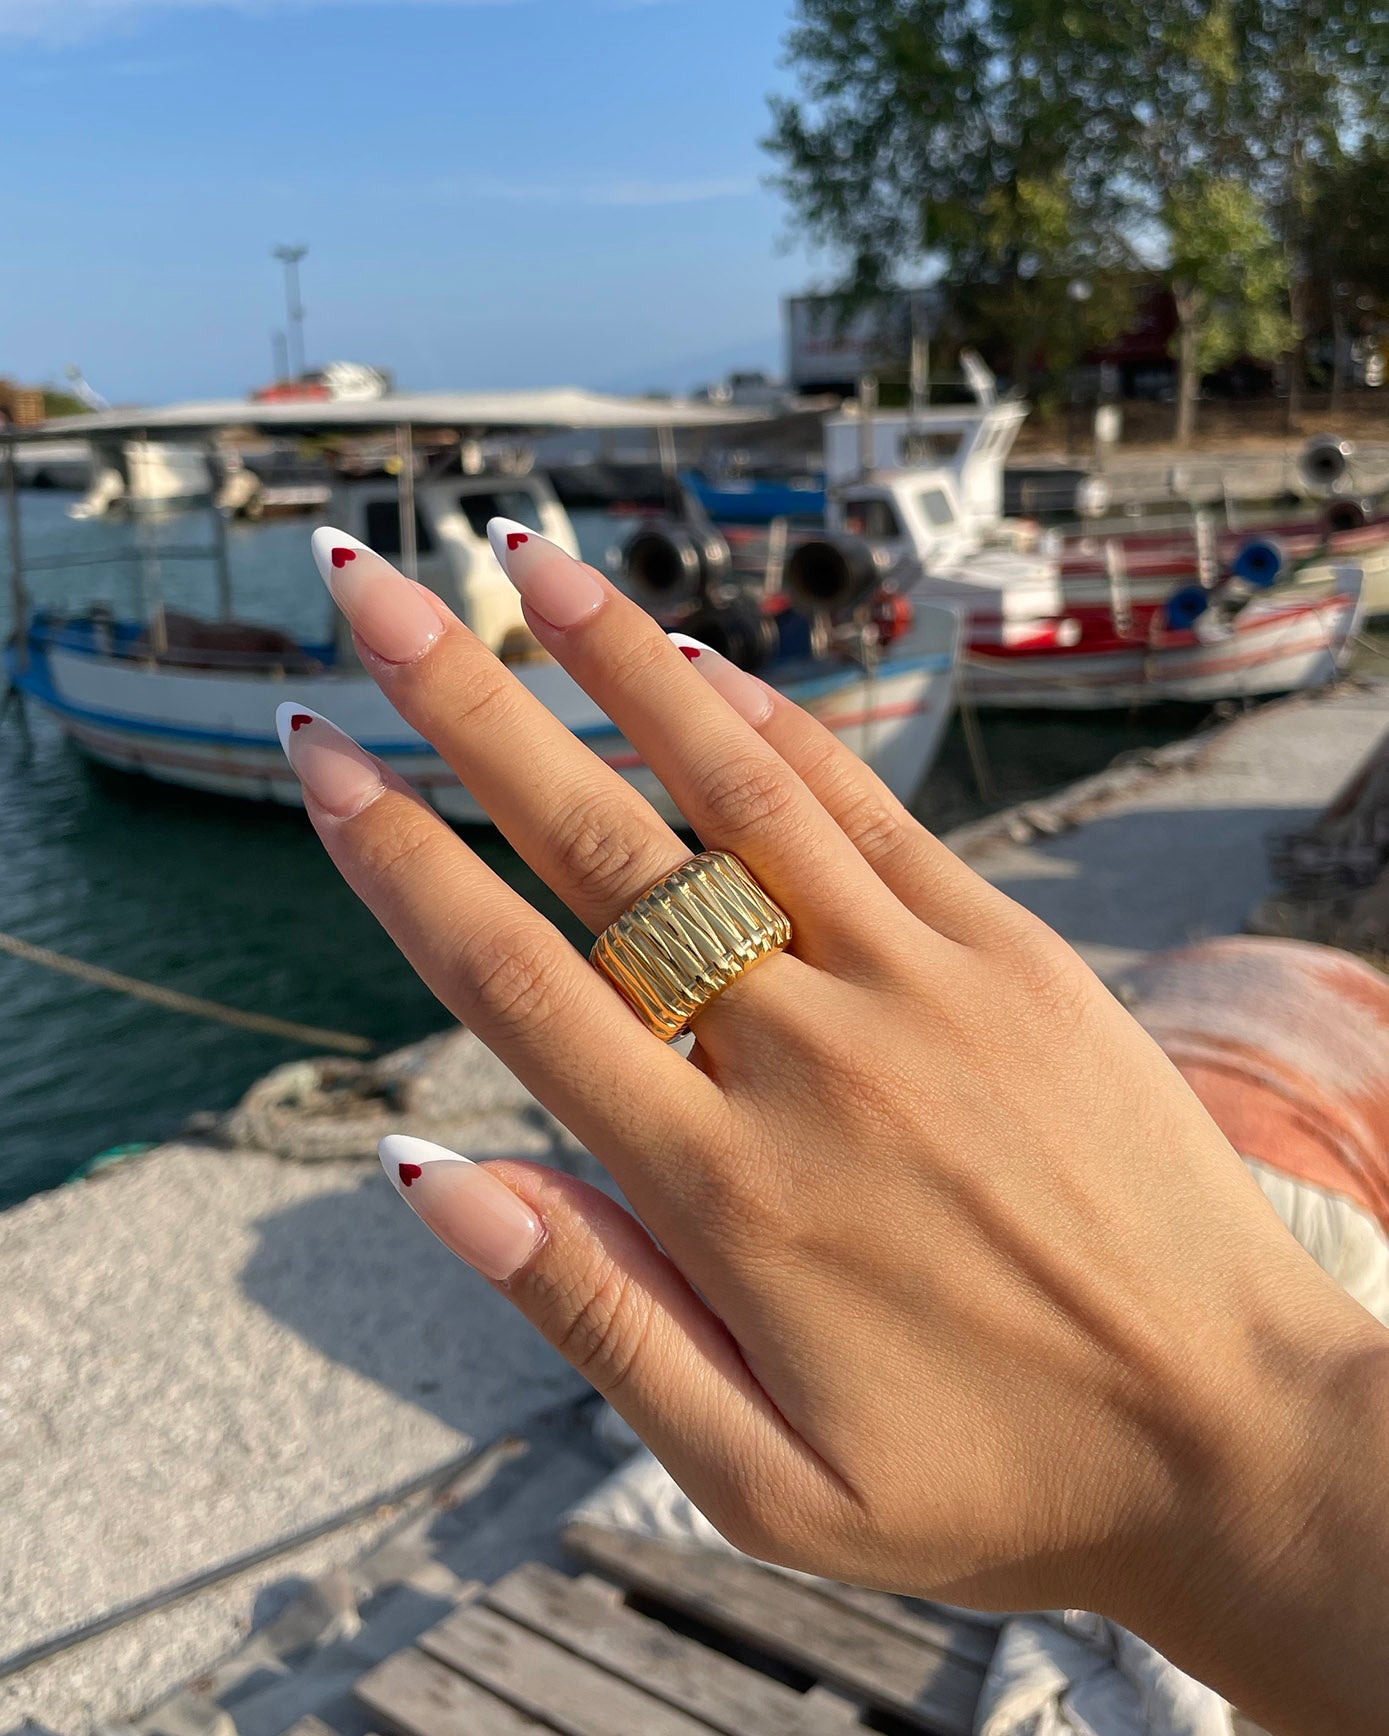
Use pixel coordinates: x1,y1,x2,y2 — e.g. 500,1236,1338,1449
275,704,721,1166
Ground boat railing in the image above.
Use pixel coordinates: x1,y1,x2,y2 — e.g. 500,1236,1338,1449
28,611,334,677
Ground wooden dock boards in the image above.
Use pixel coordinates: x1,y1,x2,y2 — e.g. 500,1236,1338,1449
355,1522,996,1736
563,1521,990,1734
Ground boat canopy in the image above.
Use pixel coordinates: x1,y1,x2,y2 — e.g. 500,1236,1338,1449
2,388,769,444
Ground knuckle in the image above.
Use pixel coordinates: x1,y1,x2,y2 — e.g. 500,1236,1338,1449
356,804,443,883
547,795,653,910
1008,925,1093,1029
466,927,571,1040
831,778,915,866
534,1256,655,1396
440,665,520,734
601,628,671,693
690,750,799,837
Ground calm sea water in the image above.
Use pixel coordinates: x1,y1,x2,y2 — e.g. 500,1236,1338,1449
0,493,1263,1207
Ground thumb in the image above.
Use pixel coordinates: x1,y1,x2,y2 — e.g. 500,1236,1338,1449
377,1135,821,1554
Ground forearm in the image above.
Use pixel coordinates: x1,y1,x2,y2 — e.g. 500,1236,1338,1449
1125,1302,1389,1736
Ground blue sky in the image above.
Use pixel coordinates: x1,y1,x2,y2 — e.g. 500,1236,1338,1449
0,1,822,402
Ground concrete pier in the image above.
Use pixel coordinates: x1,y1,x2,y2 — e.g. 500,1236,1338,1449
1,675,1384,1736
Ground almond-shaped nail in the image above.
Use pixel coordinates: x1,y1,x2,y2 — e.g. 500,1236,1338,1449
669,634,775,725
310,526,442,664
486,517,605,631
276,703,386,818
379,1134,543,1282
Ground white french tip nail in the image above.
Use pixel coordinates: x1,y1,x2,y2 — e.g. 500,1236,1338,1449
486,517,550,577
669,633,716,661
310,525,372,586
380,1133,475,1199
275,700,327,758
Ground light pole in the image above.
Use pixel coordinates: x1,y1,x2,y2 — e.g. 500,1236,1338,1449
272,245,309,381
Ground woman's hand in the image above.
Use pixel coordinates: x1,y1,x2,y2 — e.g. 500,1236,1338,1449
280,523,1389,1734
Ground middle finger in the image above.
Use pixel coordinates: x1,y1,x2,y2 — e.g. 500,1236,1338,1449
312,526,690,935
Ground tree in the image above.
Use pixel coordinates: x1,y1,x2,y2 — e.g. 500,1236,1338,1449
1229,0,1389,421
1304,138,1389,409
1166,177,1296,441
1103,0,1269,440
764,0,1136,388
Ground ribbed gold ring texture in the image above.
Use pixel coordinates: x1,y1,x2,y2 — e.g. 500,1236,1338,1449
591,851,793,1041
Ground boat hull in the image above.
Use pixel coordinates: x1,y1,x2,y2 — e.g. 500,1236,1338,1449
9,611,959,824
1057,518,1389,618
961,588,1363,710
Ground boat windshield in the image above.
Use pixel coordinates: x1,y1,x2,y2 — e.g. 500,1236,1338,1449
456,489,546,540
842,497,903,539
364,499,437,556
918,488,955,527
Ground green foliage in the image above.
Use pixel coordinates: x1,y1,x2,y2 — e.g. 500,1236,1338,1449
1167,177,1295,370
765,0,1387,425
764,0,1135,335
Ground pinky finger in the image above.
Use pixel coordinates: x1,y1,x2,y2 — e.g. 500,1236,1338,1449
378,1135,844,1555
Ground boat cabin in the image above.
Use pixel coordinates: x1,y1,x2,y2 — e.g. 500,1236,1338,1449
325,469,579,661
821,392,1030,577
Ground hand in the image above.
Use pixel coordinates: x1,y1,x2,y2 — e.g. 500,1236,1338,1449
280,523,1389,1734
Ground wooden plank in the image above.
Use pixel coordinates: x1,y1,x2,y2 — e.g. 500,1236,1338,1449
421,1602,718,1736
563,1522,984,1736
355,1646,552,1736
807,1583,998,1669
486,1562,851,1736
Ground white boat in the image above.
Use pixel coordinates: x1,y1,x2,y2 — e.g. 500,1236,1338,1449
2,390,960,825
961,581,1364,709
745,360,1366,709
69,437,214,519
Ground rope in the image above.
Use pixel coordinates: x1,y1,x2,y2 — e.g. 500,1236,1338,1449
0,930,374,1056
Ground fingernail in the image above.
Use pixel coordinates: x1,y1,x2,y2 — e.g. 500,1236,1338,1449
310,525,442,664
379,1134,543,1282
486,517,605,631
276,703,386,818
669,634,775,725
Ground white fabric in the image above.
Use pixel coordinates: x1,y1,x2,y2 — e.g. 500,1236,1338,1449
1245,1160,1389,1326
977,1616,1230,1736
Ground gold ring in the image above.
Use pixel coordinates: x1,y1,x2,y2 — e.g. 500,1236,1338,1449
591,851,792,1041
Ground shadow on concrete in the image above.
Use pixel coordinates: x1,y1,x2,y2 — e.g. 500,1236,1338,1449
238,1168,580,1442
982,804,1317,957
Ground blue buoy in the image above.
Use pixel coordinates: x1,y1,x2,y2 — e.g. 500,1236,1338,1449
1231,537,1285,589
1164,585,1210,630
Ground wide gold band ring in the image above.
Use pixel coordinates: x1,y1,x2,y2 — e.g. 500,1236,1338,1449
591,851,793,1042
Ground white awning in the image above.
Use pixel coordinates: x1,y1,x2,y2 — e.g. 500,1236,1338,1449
5,387,769,443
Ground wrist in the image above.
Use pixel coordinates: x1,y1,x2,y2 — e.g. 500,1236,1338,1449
1109,1284,1389,1734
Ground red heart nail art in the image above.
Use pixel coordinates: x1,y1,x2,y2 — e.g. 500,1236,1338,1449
332,547,357,569
506,532,529,552
290,713,313,731
679,645,701,661
398,1162,423,1187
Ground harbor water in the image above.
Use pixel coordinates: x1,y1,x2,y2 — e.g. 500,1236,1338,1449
0,493,1309,1206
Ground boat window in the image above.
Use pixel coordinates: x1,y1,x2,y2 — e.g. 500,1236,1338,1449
900,429,964,465
364,499,436,556
456,490,546,540
841,497,903,539
918,489,956,527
